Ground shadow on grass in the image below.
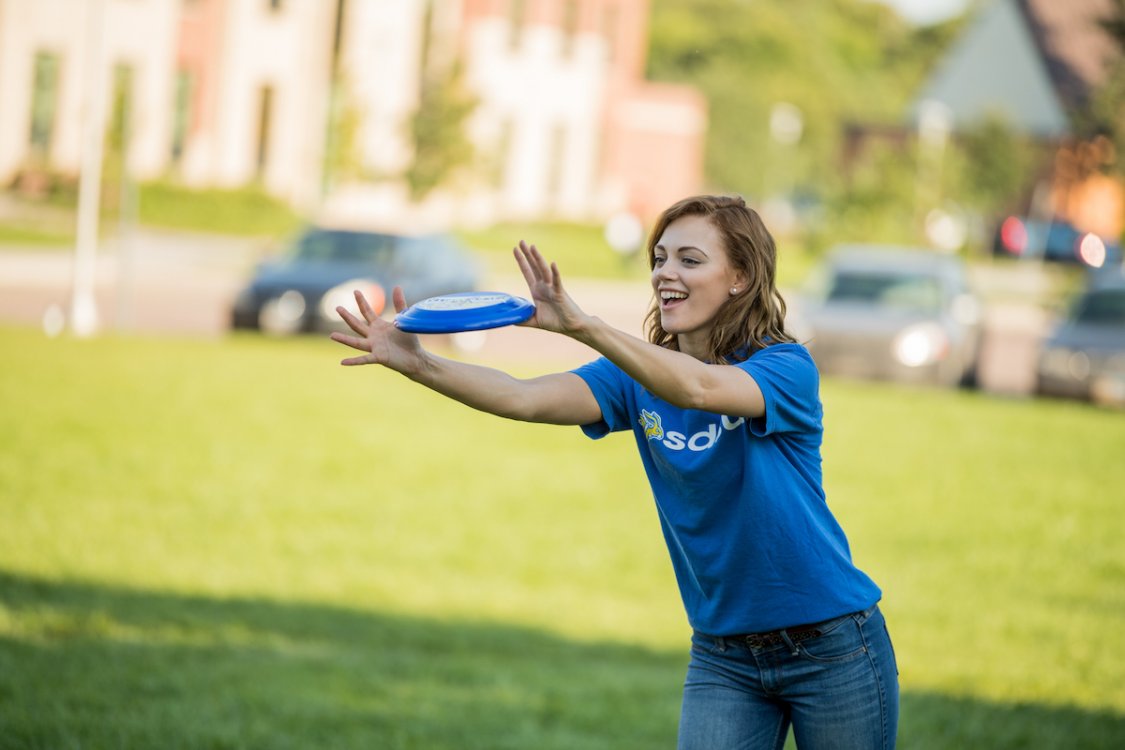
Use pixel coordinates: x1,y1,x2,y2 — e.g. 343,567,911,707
1,571,1123,750
0,571,683,750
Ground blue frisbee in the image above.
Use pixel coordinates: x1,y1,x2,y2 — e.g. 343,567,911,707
394,291,536,334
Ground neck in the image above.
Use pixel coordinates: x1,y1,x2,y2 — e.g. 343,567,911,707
676,333,709,361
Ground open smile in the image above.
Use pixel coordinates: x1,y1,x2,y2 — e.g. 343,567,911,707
659,289,689,309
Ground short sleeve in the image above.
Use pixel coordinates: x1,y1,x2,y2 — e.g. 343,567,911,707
738,344,822,436
570,357,633,439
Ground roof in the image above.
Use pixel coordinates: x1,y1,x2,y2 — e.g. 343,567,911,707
911,0,1121,136
1018,0,1120,112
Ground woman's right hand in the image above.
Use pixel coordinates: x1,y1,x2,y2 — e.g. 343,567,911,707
330,286,425,373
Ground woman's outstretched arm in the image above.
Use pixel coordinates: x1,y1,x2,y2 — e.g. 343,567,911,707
330,285,601,426
514,242,766,419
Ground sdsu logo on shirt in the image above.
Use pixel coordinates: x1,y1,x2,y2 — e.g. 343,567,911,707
639,409,746,452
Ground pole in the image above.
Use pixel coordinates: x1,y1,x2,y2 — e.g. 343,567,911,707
70,0,108,337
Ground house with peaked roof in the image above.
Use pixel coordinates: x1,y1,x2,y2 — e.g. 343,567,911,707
909,0,1123,237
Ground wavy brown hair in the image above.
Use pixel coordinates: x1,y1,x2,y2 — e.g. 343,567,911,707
643,194,795,362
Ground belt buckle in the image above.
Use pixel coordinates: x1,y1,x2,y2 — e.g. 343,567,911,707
743,632,777,649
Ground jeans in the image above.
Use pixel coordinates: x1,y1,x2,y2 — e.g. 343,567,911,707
677,605,899,750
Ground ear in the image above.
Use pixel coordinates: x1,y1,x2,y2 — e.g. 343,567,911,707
730,268,750,294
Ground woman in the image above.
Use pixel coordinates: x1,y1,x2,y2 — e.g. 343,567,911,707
331,194,899,749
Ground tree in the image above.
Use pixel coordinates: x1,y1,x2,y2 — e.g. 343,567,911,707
1085,0,1125,176
404,61,478,201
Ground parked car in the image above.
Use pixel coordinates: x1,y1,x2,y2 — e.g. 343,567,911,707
792,245,984,388
1035,275,1125,407
991,215,1122,269
230,226,481,335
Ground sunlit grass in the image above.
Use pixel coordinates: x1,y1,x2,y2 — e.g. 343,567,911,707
1,326,1123,748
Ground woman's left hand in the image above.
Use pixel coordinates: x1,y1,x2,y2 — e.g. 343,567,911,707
513,240,591,336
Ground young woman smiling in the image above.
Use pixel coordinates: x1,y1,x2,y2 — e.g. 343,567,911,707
332,194,899,749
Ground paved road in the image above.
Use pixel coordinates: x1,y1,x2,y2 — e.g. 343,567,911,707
0,230,1050,395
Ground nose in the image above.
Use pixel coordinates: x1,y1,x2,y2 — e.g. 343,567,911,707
652,263,676,283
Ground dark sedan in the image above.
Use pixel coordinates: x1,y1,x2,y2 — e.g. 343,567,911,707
230,226,481,335
1035,278,1125,407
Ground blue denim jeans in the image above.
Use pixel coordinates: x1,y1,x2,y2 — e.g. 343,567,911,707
677,605,898,750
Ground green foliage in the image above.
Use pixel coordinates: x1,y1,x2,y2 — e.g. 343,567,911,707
0,222,72,246
137,180,303,236
808,139,922,251
456,221,649,279
1080,1,1125,179
1,327,1124,748
406,63,479,201
322,73,368,191
647,0,962,199
954,116,1046,216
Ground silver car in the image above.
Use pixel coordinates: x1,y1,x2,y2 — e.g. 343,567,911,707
792,245,984,388
1035,277,1125,407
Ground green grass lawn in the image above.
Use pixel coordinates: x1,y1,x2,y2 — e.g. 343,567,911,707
1,326,1123,749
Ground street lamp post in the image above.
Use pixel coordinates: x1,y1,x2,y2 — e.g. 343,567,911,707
70,0,108,338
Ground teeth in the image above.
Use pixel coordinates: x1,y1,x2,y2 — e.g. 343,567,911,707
661,291,688,301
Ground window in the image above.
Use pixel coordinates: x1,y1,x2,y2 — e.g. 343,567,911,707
601,3,619,62
827,272,944,314
1076,290,1125,325
28,51,60,157
546,123,567,199
491,119,512,188
170,70,194,163
108,63,134,151
560,0,579,56
508,0,525,49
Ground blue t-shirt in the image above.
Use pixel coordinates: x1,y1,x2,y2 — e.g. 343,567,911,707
572,343,881,635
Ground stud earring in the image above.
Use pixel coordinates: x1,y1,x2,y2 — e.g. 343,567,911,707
730,287,739,295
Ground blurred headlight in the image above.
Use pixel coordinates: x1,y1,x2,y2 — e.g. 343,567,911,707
1067,351,1091,380
259,289,306,336
1040,348,1073,377
893,323,949,367
1077,233,1107,268
320,279,386,321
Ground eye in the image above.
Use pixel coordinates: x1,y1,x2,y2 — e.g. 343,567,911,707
682,257,701,266
653,255,666,267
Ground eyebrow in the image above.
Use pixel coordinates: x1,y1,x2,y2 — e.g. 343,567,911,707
655,243,709,256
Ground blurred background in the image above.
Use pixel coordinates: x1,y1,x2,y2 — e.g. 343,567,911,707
1,1,1123,748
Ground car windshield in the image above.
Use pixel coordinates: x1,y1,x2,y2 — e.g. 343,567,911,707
1074,289,1125,326
291,230,394,264
826,271,944,313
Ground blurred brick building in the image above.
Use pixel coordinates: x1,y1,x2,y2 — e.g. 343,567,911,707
0,0,706,227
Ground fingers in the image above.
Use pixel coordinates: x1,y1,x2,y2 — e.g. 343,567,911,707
514,243,536,288
392,285,408,314
355,289,379,323
550,261,564,294
514,240,558,290
523,241,552,280
336,304,368,336
329,331,371,352
339,353,376,366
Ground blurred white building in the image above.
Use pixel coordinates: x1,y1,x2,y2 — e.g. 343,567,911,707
0,0,706,227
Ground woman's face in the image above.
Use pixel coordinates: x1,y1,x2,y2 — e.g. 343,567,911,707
651,214,746,359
